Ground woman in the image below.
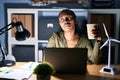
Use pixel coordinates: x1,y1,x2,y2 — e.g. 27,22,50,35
46,9,102,64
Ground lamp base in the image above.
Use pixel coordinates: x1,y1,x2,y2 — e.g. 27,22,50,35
3,60,15,67
0,60,15,67
100,65,118,75
0,62,4,67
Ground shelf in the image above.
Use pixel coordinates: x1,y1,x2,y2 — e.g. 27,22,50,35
7,8,120,63
11,14,34,37
91,0,114,8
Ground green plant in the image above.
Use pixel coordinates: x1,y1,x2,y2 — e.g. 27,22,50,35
33,62,55,76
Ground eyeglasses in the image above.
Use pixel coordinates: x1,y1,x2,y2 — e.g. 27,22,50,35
59,16,74,23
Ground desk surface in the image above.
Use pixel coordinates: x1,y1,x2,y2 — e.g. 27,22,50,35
11,62,120,80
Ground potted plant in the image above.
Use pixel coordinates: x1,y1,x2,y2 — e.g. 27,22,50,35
33,61,55,80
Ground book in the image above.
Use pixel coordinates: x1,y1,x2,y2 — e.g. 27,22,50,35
0,62,39,80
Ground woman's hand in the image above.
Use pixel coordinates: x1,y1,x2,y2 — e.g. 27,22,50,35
92,25,102,42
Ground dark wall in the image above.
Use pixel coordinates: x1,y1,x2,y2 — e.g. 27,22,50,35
115,0,120,8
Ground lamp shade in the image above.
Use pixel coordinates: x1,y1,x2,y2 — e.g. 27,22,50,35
15,21,30,41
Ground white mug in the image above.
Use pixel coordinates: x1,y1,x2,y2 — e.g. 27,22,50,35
86,24,98,39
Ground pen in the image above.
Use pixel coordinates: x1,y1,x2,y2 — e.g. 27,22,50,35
5,69,13,74
29,62,33,69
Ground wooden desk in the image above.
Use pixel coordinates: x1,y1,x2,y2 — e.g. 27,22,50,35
12,62,120,80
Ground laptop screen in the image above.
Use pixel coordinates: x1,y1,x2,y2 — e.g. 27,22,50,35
44,48,88,74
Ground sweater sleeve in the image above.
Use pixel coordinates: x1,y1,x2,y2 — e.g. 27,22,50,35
46,32,56,48
87,40,102,64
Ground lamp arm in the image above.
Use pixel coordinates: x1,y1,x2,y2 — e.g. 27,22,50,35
0,22,15,64
0,22,15,35
0,43,6,63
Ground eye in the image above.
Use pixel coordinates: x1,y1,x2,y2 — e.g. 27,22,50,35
59,17,64,22
59,16,73,23
67,17,73,21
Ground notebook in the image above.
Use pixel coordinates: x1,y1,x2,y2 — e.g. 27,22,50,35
0,62,39,80
44,48,88,74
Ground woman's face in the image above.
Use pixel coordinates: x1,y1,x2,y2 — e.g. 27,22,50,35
59,13,76,33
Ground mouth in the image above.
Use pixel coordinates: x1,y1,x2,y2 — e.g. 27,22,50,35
64,22,71,27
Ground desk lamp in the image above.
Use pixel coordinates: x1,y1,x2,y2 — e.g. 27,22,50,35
99,23,120,75
0,21,30,67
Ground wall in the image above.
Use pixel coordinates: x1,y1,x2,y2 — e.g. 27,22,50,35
115,0,120,8
115,1,120,64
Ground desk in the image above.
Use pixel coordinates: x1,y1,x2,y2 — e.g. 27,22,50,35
11,62,120,80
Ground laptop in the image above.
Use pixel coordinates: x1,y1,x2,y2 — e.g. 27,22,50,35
44,48,88,74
